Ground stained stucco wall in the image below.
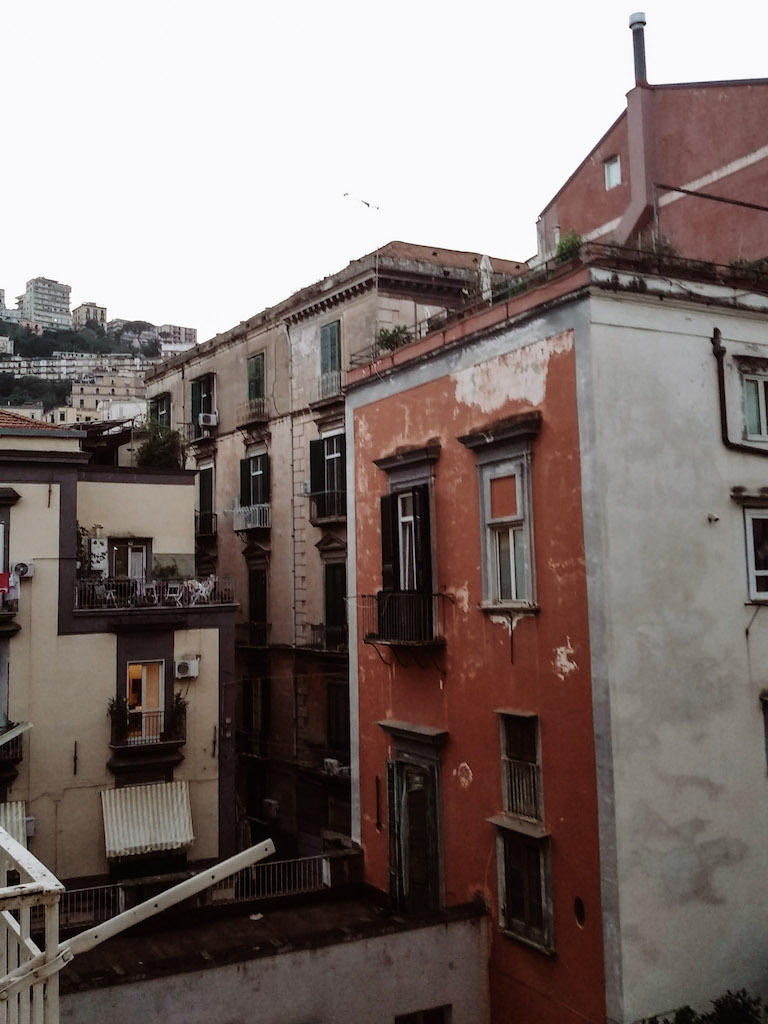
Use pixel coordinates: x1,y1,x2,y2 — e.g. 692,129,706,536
60,916,489,1024
583,291,768,1020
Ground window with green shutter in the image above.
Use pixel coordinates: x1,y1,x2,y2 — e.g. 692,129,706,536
247,353,264,401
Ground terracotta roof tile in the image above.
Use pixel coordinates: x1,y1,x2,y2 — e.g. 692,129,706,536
0,411,57,430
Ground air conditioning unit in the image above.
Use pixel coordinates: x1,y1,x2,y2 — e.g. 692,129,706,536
198,412,218,428
174,658,199,679
262,798,280,820
324,758,341,776
13,561,35,580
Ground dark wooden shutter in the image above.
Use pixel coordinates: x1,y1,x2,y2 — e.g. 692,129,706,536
199,467,213,514
248,354,264,400
191,379,201,424
249,568,267,623
325,563,346,628
386,759,401,907
338,435,347,495
309,439,323,494
239,458,250,506
412,484,432,595
380,493,398,591
261,454,270,503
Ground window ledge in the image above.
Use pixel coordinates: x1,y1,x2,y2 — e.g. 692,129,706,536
498,927,555,957
487,813,548,838
479,602,539,616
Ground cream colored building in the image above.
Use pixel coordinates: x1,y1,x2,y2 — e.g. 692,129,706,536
72,302,108,331
146,241,524,857
0,411,237,885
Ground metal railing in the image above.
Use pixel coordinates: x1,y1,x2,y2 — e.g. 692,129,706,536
309,623,348,652
195,511,218,537
236,396,268,426
360,592,444,645
505,759,542,820
75,575,235,610
235,621,270,647
311,371,343,403
233,502,271,531
39,852,351,932
308,490,346,523
0,732,23,763
208,854,326,904
109,707,186,747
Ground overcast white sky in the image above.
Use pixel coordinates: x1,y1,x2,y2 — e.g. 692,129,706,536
3,0,767,343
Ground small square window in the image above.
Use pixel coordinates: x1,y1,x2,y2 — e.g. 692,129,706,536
745,510,768,599
743,374,768,439
604,155,621,190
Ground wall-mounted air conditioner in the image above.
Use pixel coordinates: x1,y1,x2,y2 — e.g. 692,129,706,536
13,561,35,580
262,798,280,819
174,658,199,679
198,412,218,428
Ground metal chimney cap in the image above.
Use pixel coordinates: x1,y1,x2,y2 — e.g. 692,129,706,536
629,11,646,28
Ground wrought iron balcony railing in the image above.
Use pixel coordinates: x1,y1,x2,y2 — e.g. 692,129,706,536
233,502,271,531
309,623,348,652
504,759,542,820
361,592,445,646
0,731,23,764
311,370,344,404
109,706,186,748
75,575,235,610
236,396,268,426
195,511,218,537
308,490,346,524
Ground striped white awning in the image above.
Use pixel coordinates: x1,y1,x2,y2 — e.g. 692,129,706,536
101,781,194,859
0,801,27,847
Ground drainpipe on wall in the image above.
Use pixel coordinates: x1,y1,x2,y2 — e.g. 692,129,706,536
711,328,768,457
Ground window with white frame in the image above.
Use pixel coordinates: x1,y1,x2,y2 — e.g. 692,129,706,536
459,413,540,609
745,509,768,599
743,373,768,439
604,155,621,190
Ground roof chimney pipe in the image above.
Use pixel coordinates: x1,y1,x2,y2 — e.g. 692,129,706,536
629,12,647,85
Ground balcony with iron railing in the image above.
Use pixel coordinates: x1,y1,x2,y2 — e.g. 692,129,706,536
308,490,346,525
505,759,542,821
109,705,186,749
233,502,271,532
0,730,23,765
235,621,271,647
181,420,218,444
361,592,445,646
195,511,218,537
310,370,344,405
236,396,268,427
75,575,235,611
308,623,348,652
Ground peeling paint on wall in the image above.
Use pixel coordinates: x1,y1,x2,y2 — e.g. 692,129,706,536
553,637,578,680
455,762,473,789
451,330,573,413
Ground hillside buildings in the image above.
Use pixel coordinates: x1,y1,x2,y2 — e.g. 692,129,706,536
15,277,72,331
72,302,108,331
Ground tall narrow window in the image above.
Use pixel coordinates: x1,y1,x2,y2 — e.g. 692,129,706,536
239,454,270,507
149,393,171,427
743,374,768,439
309,435,346,520
197,464,215,536
248,567,268,645
127,661,164,742
319,321,341,398
501,714,541,820
604,155,621,190
191,374,214,435
247,353,265,402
